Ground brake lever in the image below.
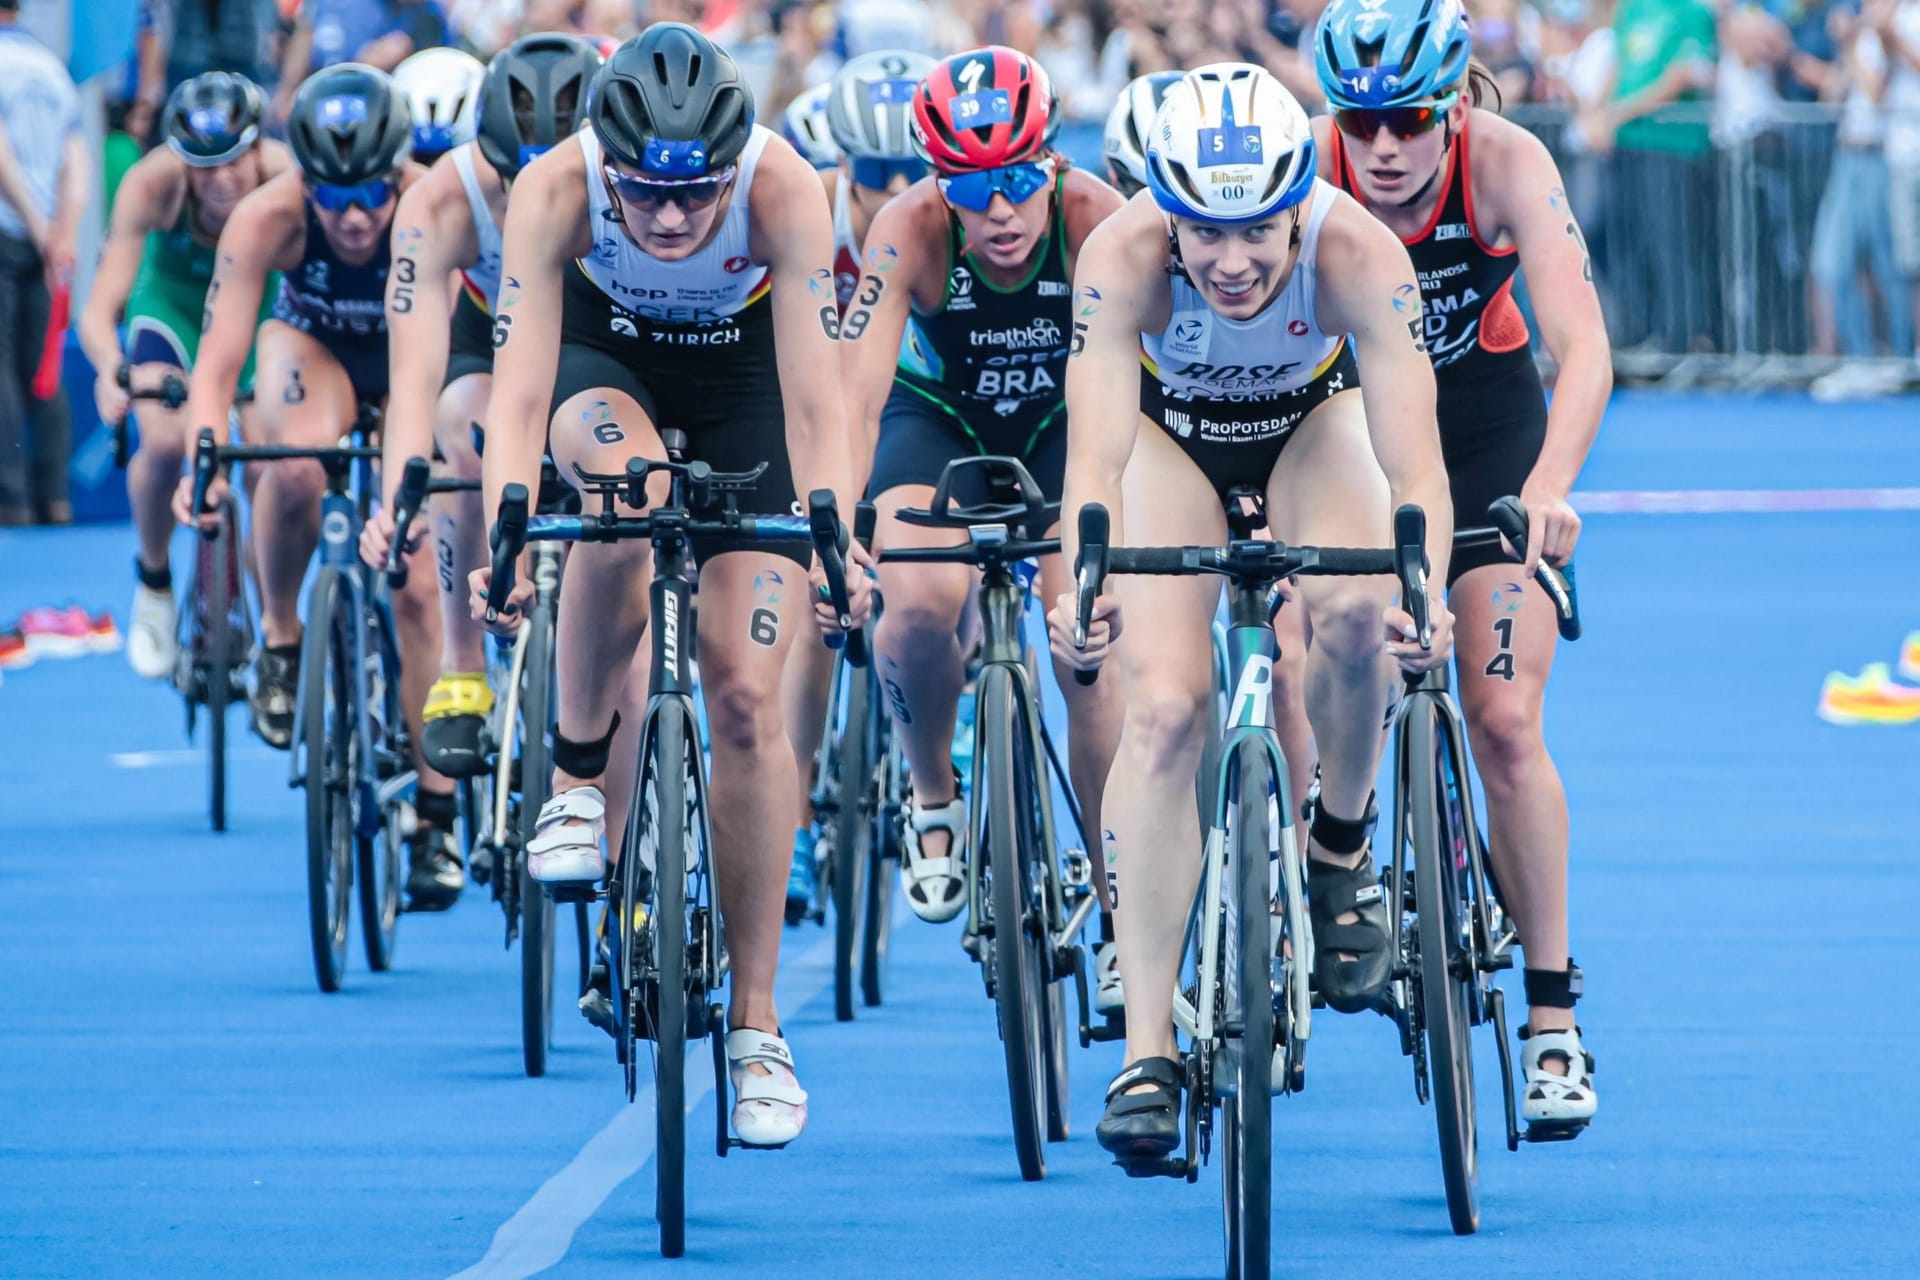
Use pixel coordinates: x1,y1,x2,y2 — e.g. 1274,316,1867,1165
1073,504,1111,688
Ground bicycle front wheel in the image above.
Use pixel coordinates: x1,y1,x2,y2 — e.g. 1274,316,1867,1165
358,610,404,972
830,664,873,1022
860,714,901,1008
1223,749,1273,1280
1408,700,1480,1234
982,667,1049,1181
518,603,558,1078
301,569,356,993
643,700,693,1258
205,505,235,832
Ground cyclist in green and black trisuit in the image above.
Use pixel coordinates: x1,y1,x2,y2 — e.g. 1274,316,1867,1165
80,72,286,682
837,46,1126,1005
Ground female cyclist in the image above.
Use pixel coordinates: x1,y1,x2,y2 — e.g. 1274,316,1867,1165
80,73,287,681
1314,0,1608,1133
1047,63,1455,1157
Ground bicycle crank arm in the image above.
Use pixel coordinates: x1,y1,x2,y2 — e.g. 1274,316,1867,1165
1487,986,1523,1152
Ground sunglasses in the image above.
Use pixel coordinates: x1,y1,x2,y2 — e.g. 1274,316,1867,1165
849,156,928,191
1332,94,1459,143
604,164,736,212
936,158,1055,213
309,178,394,213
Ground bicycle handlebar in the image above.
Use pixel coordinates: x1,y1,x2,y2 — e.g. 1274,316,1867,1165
385,457,431,589
113,369,189,467
189,427,382,540
809,490,868,667
1072,504,1109,687
1450,498,1581,642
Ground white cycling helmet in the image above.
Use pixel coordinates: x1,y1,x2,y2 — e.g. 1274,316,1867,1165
1103,71,1182,197
393,46,485,160
782,82,840,170
1145,63,1317,225
826,49,935,160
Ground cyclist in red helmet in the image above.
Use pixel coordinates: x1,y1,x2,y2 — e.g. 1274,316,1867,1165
836,46,1128,1003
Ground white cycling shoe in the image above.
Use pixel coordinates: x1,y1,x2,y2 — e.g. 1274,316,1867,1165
901,791,967,923
128,585,178,681
1520,1025,1598,1132
527,785,608,884
726,1029,808,1148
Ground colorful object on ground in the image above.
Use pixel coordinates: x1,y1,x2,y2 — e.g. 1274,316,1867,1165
1818,662,1920,726
16,606,121,659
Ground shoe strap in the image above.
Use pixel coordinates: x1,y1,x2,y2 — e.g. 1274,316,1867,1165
1520,1025,1594,1083
725,1029,808,1106
1104,1055,1183,1104
908,794,965,836
529,786,606,854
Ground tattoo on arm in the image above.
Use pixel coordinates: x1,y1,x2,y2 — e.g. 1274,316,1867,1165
1069,286,1102,358
841,273,885,341
1406,318,1428,354
201,278,221,336
392,255,417,313
1070,321,1088,357
491,275,519,350
1550,187,1593,282
284,366,306,404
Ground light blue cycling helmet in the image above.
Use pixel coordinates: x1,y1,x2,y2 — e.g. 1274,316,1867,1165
1314,0,1472,109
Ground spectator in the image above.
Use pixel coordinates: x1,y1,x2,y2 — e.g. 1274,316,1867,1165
0,0,89,525
1879,0,1920,363
446,0,526,56
1807,0,1909,396
1539,0,1616,274
137,0,285,114
1474,0,1540,103
273,0,450,122
1587,0,1720,351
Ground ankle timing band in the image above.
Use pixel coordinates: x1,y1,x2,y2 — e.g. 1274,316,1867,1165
552,712,621,778
1308,791,1378,856
1523,961,1584,1010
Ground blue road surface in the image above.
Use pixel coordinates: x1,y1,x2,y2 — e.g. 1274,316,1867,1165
2,393,1916,1278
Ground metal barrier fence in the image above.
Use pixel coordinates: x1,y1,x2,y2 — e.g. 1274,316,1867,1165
1507,102,1911,387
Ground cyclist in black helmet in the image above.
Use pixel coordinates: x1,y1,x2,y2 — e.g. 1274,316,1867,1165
79,71,289,686
169,64,463,910
362,33,605,784
467,25,871,1149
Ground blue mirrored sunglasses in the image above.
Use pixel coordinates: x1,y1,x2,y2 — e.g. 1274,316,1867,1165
603,164,736,211
935,158,1054,213
849,156,928,191
310,179,394,213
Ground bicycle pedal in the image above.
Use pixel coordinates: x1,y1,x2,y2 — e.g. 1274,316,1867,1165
1086,1012,1127,1043
1113,1152,1188,1180
546,881,601,905
722,1136,794,1153
1523,1118,1589,1144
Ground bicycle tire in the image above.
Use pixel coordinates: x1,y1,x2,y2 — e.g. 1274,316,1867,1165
982,668,1049,1181
830,666,873,1022
649,700,692,1258
1043,962,1071,1142
302,569,355,993
359,610,404,972
1223,749,1273,1280
518,602,558,1078
205,506,233,833
1409,701,1480,1235
860,718,900,1008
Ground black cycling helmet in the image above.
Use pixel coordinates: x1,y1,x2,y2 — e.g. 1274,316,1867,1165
588,24,754,177
162,72,266,167
477,32,604,179
287,63,413,186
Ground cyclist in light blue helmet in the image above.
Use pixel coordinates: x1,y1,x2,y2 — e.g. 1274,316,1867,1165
1314,0,1610,1138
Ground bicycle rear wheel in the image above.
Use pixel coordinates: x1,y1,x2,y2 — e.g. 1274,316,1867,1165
860,716,901,1008
302,569,356,993
1223,749,1273,1280
1408,701,1480,1234
830,665,873,1022
982,667,1049,1181
205,505,235,832
518,603,558,1078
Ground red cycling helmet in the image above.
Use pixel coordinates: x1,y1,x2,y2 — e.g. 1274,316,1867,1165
911,46,1055,172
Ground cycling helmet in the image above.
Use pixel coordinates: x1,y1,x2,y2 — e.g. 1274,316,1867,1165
588,25,755,176
1144,63,1316,225
476,32,604,179
783,83,839,169
911,46,1054,172
162,71,266,167
1102,71,1181,197
393,46,484,160
827,49,935,160
1315,0,1472,109
287,63,413,186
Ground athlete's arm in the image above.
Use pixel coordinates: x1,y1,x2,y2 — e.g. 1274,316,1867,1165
835,189,935,496
1482,122,1610,573
1052,204,1160,671
1314,200,1454,663
478,146,581,556
381,164,480,509
79,153,171,424
1059,167,1128,266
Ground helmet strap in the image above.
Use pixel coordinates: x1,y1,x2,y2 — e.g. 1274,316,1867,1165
1395,120,1455,211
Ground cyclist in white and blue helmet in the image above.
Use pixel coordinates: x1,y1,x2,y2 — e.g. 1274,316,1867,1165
1047,62,1457,1163
782,82,840,170
1315,0,1610,1139
1101,71,1181,198
393,46,485,165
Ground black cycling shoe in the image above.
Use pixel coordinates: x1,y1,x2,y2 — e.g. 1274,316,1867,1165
1095,1056,1184,1159
1307,852,1392,1014
404,826,465,912
249,645,299,749
578,962,616,1039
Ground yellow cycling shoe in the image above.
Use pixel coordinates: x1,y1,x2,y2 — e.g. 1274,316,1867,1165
423,671,495,776
1899,631,1920,683
1818,664,1920,726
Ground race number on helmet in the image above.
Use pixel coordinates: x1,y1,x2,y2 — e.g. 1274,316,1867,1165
911,46,1054,172
1144,63,1315,225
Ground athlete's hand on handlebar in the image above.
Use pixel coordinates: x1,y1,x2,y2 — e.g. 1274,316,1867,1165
1046,590,1123,674
170,471,228,534
1515,478,1580,578
95,372,131,428
467,564,530,637
1383,592,1454,675
809,538,877,638
358,507,427,574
